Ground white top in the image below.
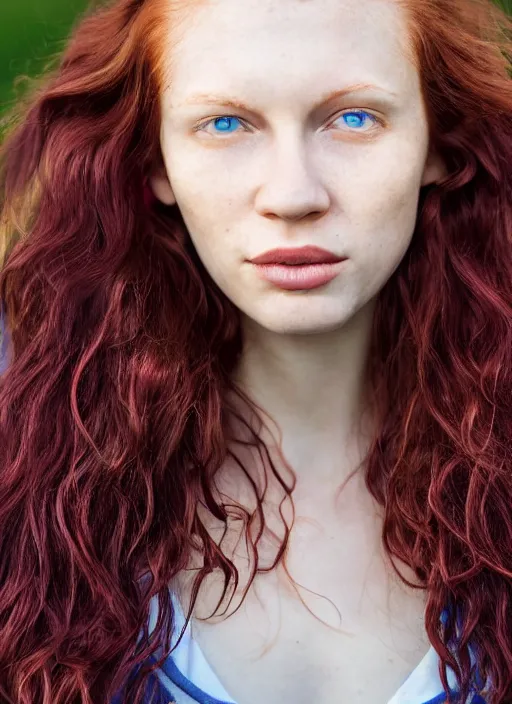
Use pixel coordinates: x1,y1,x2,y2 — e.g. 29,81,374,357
146,591,486,704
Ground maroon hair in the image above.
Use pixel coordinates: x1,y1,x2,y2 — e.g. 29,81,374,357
0,0,511,702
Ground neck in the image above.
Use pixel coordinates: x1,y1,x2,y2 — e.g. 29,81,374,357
231,298,377,490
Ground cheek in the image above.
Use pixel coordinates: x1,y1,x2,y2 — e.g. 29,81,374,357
170,188,239,287
338,141,425,235
165,154,239,242
165,132,245,199
164,142,247,273
357,198,420,304
357,182,421,271
339,148,425,288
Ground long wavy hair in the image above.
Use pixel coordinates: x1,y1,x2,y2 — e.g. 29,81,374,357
0,0,511,702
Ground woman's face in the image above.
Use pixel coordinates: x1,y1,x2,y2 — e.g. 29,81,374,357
151,0,445,335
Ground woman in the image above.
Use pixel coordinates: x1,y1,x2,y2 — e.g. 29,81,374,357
0,0,510,702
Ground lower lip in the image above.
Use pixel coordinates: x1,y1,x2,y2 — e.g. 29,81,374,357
251,261,346,291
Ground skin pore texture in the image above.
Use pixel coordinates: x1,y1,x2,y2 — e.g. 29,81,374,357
1,0,511,696
149,0,448,702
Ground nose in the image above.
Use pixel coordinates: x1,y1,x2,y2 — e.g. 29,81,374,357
254,139,331,222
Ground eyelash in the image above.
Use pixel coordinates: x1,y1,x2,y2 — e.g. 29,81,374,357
195,109,384,137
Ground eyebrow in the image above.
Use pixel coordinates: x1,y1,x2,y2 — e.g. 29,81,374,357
180,83,398,111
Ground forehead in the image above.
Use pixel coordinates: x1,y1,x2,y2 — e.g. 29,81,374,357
162,0,419,107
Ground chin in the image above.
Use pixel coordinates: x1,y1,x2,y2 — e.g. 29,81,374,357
241,290,375,335
251,309,354,336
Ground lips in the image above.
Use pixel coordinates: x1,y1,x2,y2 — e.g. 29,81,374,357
249,245,346,266
248,246,348,291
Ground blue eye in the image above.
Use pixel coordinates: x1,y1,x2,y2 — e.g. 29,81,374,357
336,110,377,130
205,116,243,134
199,110,379,136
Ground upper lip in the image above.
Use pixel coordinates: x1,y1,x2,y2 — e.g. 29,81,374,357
249,246,347,266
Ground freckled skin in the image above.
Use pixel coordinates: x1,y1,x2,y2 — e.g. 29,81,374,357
148,2,448,702
151,0,445,337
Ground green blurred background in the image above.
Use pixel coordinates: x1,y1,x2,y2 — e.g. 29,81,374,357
0,0,89,114
0,0,511,116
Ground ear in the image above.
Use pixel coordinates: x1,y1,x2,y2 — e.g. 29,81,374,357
421,147,448,186
148,165,176,206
